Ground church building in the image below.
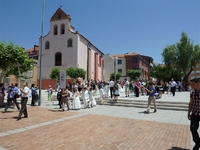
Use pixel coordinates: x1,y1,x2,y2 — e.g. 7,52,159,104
38,8,104,89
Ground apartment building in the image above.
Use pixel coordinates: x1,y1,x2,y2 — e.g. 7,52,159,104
103,52,153,81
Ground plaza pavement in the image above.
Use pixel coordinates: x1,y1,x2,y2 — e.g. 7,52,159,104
0,90,196,150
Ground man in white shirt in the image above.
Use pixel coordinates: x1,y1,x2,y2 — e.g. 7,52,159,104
124,78,129,97
109,79,114,99
17,82,29,121
170,78,177,96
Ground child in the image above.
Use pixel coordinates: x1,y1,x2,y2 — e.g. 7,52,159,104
88,87,96,107
104,83,110,98
82,86,89,109
47,85,53,102
72,86,81,110
99,85,105,103
57,89,62,109
113,81,120,101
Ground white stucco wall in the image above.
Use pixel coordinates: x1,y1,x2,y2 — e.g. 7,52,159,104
103,54,127,82
77,36,88,71
38,10,104,81
103,54,114,81
39,19,79,79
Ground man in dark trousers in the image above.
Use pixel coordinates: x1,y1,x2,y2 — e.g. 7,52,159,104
170,78,177,96
17,82,29,121
109,79,114,99
4,83,20,112
188,77,200,150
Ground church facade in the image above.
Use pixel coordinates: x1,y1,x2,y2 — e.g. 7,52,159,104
38,8,104,89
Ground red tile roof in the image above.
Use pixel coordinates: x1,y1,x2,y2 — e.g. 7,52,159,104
110,52,139,58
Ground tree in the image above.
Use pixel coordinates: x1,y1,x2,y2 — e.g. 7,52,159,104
150,65,183,81
162,32,200,86
66,67,86,82
49,67,60,81
127,70,141,80
110,72,122,81
0,42,34,84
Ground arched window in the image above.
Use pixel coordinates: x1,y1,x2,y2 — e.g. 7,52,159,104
54,25,58,35
60,24,65,34
55,52,62,66
45,41,50,49
67,38,73,47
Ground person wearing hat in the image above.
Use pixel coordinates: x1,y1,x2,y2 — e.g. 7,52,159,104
188,77,200,150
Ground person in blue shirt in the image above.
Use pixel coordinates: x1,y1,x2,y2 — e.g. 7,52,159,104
145,81,157,114
0,83,5,106
4,83,20,112
31,84,38,106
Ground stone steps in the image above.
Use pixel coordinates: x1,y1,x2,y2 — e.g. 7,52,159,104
95,98,188,111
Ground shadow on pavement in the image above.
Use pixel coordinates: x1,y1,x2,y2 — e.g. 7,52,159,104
12,116,19,119
1,110,14,113
48,109,63,112
138,111,149,114
167,147,189,150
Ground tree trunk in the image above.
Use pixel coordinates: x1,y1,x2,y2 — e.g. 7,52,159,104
17,63,21,88
0,70,6,83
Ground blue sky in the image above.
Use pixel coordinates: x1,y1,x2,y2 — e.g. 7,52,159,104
0,0,199,64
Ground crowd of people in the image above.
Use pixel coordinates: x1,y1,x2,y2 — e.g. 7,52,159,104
0,82,30,121
44,77,187,112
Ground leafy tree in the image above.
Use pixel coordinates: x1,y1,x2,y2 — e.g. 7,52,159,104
0,42,34,84
150,65,183,81
66,67,86,81
162,32,200,86
49,67,60,81
127,69,141,80
110,72,122,81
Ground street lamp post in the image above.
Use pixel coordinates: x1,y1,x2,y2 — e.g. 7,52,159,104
38,0,45,106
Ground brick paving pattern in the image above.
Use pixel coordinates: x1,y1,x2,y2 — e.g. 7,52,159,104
0,107,190,150
0,107,80,132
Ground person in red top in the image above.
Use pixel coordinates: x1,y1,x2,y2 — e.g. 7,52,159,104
188,77,200,150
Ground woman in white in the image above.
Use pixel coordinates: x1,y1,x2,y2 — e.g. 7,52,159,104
99,85,105,103
82,86,89,109
88,87,96,107
95,84,99,96
104,83,110,98
118,82,125,93
72,87,81,110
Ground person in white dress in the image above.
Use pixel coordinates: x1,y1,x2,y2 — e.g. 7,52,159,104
82,86,89,109
72,87,81,110
95,84,99,96
118,83,125,93
124,78,129,97
88,87,96,107
104,83,110,98
99,85,105,103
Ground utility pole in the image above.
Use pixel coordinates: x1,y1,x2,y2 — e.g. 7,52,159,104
38,0,45,106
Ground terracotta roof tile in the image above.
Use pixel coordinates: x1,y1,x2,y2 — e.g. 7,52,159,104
110,52,139,59
27,46,39,52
